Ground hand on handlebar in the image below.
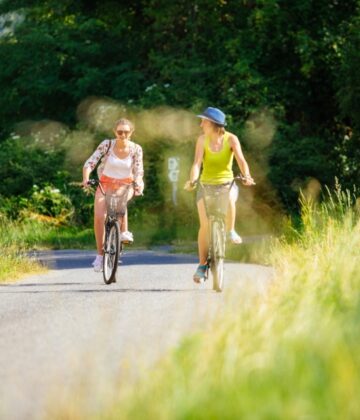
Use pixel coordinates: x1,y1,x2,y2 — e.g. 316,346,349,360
236,175,256,186
134,185,144,196
133,179,144,196
242,177,256,186
81,179,97,194
184,180,197,191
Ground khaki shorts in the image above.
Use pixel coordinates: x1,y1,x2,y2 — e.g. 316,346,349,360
196,182,239,203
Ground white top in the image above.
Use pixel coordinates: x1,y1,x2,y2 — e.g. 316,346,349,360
83,139,144,181
102,150,132,179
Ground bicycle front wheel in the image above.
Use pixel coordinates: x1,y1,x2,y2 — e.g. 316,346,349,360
210,219,226,292
103,220,120,284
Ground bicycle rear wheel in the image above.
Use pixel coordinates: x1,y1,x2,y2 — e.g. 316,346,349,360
210,219,226,292
103,220,120,284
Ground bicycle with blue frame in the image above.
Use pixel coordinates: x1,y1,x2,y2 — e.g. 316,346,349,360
192,175,251,292
87,179,135,284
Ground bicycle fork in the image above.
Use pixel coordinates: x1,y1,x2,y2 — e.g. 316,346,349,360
205,216,216,280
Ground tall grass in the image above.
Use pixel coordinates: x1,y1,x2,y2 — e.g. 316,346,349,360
0,218,45,282
99,186,360,419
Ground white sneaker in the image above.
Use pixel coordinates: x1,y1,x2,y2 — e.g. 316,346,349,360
92,255,103,272
120,231,133,243
228,230,243,244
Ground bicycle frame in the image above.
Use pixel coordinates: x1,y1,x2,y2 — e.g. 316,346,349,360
198,177,246,291
199,181,233,291
88,179,135,284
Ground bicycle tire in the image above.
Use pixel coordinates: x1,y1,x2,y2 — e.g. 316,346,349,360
103,220,120,284
210,219,226,292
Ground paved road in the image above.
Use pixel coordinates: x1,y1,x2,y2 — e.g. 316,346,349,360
0,249,273,420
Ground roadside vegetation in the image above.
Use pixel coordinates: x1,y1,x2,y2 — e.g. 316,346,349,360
0,218,45,282
89,186,359,419
0,207,271,282
0,209,199,282
1,1,360,416
1,0,360,284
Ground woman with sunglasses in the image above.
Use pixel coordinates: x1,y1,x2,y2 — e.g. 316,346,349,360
184,107,254,283
82,118,144,272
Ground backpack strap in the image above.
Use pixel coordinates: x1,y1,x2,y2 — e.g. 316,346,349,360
96,139,113,178
105,139,112,156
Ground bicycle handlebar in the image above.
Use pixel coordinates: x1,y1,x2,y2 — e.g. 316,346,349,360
85,179,142,196
85,178,105,195
189,175,255,188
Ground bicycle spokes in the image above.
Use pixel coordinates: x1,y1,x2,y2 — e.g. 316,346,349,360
210,219,225,292
103,221,120,284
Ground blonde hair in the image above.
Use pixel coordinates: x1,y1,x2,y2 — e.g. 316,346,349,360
114,118,134,131
210,121,225,135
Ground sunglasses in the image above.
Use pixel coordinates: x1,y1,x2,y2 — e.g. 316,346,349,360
116,130,130,135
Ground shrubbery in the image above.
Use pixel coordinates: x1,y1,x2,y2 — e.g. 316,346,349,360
0,0,360,221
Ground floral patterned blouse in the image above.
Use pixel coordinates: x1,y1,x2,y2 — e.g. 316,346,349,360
83,139,144,181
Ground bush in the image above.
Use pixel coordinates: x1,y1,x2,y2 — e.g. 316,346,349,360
24,184,74,220
0,137,66,197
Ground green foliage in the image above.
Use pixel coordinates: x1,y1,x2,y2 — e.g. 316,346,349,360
333,13,360,188
269,124,338,211
337,15,360,130
23,184,74,219
0,195,22,219
0,137,65,196
1,0,360,214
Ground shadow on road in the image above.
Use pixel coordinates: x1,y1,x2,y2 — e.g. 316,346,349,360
0,286,208,294
28,249,198,270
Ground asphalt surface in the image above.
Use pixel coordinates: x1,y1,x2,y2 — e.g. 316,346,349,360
0,249,273,419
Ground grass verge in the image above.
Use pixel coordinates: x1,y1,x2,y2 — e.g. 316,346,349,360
0,249,46,283
0,215,198,282
0,219,46,283
0,208,269,283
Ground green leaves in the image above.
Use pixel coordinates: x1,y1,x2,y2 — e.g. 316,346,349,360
1,0,360,213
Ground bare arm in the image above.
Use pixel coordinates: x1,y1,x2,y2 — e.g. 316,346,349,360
184,135,205,190
82,140,110,186
133,144,144,195
82,166,92,187
229,134,254,186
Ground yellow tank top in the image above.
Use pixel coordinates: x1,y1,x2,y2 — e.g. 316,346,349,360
200,131,234,184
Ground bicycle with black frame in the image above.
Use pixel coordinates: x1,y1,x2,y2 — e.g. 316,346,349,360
189,175,253,292
87,179,136,284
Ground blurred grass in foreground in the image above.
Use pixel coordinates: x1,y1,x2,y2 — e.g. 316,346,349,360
93,186,360,419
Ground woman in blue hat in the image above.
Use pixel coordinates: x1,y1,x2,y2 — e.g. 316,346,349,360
184,107,254,283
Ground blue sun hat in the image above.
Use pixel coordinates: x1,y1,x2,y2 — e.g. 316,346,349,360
197,107,227,126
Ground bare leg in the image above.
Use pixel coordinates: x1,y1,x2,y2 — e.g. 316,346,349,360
197,198,209,265
119,212,127,232
118,188,134,232
94,190,106,255
226,197,237,232
226,195,242,244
